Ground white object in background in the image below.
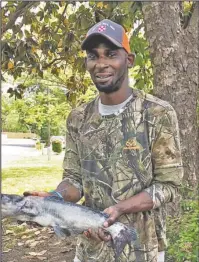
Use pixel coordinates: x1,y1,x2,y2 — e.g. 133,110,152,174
47,146,51,161
157,251,165,262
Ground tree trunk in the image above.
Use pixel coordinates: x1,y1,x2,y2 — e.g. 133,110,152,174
142,2,199,190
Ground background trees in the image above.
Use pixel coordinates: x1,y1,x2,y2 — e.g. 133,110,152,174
2,1,198,185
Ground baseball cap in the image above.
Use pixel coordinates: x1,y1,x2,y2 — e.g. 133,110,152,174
81,19,131,53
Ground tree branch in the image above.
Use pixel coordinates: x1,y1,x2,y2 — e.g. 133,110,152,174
42,57,66,69
2,2,37,35
54,3,68,35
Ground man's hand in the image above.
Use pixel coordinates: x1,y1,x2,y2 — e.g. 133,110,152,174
23,191,51,197
103,205,123,228
83,228,111,242
83,205,123,242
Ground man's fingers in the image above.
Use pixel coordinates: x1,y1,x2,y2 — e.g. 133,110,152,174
83,229,101,242
23,191,33,196
103,221,109,228
104,217,115,228
98,228,111,242
23,191,41,196
23,191,50,197
83,230,90,238
83,228,111,243
88,229,101,242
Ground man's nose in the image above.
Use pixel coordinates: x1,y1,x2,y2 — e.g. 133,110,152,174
95,57,109,69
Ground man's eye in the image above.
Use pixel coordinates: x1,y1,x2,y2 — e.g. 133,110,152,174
87,53,96,59
108,52,117,58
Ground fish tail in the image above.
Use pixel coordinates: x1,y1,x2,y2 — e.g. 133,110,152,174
112,225,137,257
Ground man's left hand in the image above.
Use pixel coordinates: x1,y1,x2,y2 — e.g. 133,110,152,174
103,205,123,228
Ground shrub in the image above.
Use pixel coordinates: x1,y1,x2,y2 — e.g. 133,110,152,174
35,141,41,150
167,199,199,262
52,140,62,154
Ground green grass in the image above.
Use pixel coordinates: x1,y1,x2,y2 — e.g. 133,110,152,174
2,166,63,195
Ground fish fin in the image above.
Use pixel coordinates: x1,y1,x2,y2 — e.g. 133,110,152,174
53,225,71,237
112,226,138,258
53,225,82,238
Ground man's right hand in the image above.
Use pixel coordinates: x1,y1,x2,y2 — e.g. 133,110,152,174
23,191,52,197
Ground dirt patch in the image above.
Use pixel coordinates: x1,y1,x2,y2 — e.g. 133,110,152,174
2,220,77,262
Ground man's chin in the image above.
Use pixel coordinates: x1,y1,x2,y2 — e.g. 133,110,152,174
95,84,120,94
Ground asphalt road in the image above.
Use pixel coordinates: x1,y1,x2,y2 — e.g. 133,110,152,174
2,138,40,168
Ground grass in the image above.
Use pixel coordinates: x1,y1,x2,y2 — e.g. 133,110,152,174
2,166,63,195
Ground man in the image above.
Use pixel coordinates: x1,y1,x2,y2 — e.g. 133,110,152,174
25,19,183,262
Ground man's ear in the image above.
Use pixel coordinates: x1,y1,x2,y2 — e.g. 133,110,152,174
127,53,135,68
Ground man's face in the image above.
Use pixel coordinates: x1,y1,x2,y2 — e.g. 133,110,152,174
85,37,133,94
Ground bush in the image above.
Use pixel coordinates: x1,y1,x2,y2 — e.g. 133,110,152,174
167,199,199,262
52,140,62,154
35,141,41,150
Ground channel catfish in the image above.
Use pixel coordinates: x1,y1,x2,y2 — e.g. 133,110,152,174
1,193,137,257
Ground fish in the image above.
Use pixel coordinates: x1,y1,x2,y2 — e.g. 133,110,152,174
1,193,138,258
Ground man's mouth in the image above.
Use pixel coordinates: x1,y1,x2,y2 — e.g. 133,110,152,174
95,73,113,83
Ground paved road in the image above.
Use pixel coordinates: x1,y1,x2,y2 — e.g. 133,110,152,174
2,138,41,168
2,138,64,168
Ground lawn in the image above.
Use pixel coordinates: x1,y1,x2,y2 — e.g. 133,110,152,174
2,166,63,195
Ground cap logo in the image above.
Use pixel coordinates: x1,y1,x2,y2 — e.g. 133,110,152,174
98,25,106,32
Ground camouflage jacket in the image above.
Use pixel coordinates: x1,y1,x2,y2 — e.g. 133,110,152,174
62,89,183,262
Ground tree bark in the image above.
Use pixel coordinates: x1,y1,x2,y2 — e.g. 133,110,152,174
142,2,199,189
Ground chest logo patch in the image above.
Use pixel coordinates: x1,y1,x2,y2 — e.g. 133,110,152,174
123,138,140,150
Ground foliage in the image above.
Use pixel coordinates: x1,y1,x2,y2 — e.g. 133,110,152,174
167,198,199,262
179,1,196,29
52,140,62,154
2,76,71,138
35,141,41,150
2,1,196,100
130,30,153,93
2,95,29,132
2,1,152,100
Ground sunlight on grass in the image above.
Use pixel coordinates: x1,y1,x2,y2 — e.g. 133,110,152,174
2,166,63,194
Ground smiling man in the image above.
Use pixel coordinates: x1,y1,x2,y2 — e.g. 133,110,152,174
65,19,183,262
25,19,183,262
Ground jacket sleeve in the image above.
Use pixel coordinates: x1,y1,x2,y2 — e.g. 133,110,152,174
62,111,83,196
144,106,184,209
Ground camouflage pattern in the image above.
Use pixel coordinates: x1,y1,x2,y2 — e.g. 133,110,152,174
62,89,183,262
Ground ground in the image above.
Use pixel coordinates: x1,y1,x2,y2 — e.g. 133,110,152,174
2,221,77,262
2,138,77,262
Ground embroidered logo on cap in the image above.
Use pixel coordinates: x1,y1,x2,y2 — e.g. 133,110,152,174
98,25,106,32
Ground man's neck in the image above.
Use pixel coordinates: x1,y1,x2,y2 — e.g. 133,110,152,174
100,86,133,105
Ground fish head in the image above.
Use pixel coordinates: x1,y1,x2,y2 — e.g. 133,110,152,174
1,194,40,219
1,194,25,218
